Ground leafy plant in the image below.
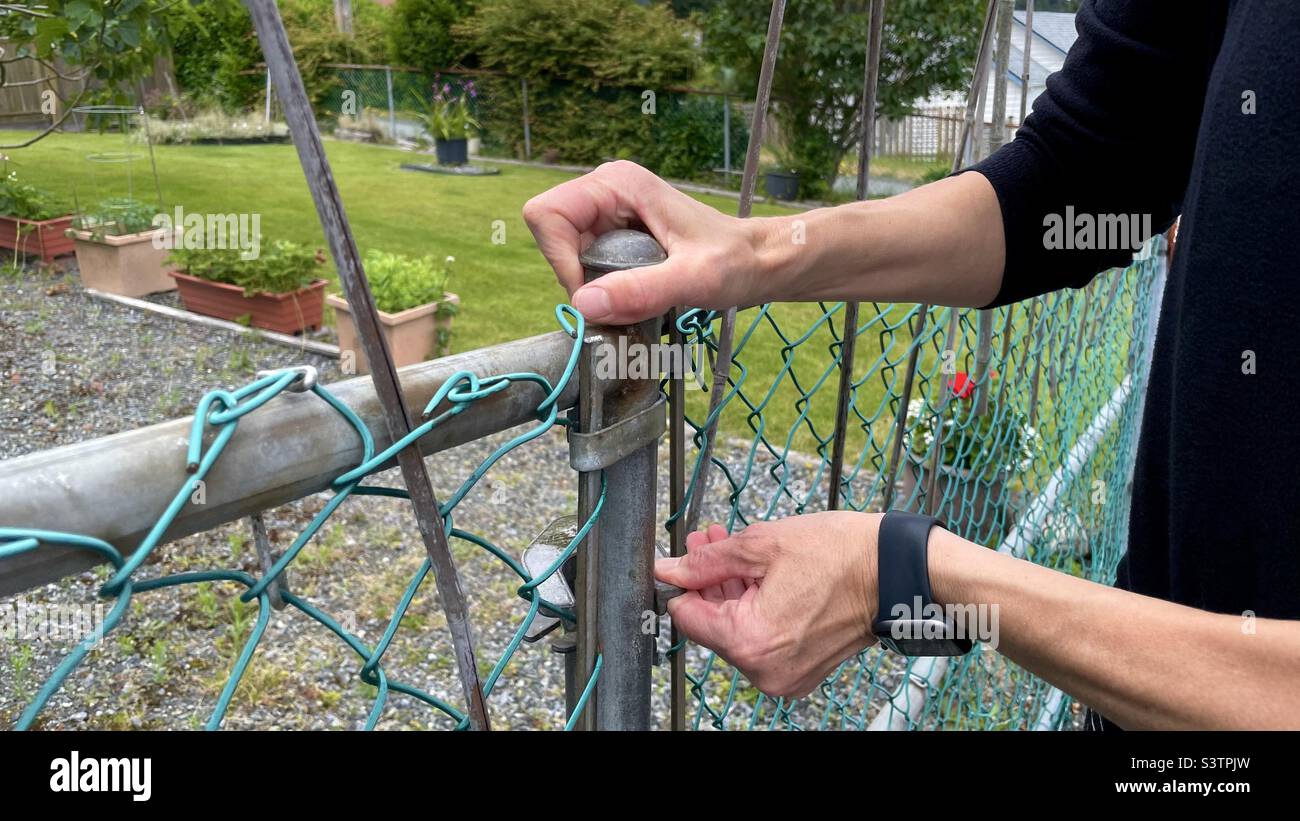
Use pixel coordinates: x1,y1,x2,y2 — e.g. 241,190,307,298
363,250,453,313
169,241,323,295
0,170,68,221
417,76,481,142
73,197,159,238
906,372,1037,478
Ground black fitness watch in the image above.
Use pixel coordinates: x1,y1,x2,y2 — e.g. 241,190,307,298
871,510,973,656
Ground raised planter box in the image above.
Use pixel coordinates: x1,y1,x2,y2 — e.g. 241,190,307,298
327,292,459,374
0,214,76,263
170,271,326,334
70,227,177,298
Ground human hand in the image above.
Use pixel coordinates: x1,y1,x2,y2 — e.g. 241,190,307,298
522,160,775,324
655,513,882,700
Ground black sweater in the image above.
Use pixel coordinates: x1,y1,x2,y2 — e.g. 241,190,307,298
972,1,1300,625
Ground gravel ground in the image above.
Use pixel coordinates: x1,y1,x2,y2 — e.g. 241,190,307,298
0,260,1078,731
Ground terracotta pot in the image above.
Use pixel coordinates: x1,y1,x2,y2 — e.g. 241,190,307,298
327,292,459,374
0,214,76,263
897,453,1010,544
70,227,178,297
170,271,326,334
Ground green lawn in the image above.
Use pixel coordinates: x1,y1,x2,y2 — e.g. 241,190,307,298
1,131,800,350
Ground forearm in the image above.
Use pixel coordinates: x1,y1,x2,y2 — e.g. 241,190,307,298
927,528,1300,729
747,172,1006,309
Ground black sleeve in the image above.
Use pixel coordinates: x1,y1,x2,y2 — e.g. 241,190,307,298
970,0,1226,307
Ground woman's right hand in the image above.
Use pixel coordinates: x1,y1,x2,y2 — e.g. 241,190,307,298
522,160,777,324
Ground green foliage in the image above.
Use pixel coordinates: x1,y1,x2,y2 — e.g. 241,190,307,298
906,378,1037,478
169,240,323,295
0,0,178,96
416,75,481,141
704,0,984,198
0,169,67,220
364,250,452,313
167,0,390,111
73,197,158,237
458,0,696,165
388,0,475,77
166,0,263,111
643,94,749,182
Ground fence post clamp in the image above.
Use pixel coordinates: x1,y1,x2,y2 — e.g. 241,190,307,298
567,393,666,472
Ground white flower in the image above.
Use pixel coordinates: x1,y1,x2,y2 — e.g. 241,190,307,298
445,255,455,264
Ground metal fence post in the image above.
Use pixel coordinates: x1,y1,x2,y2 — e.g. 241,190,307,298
521,77,532,161
385,65,397,142
570,229,667,731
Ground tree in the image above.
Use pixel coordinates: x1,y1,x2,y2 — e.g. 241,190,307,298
0,0,182,147
704,0,985,198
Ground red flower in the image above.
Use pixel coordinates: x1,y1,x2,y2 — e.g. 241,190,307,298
950,371,975,399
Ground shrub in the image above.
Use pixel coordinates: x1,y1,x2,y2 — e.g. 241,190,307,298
169,241,323,295
388,0,476,77
169,0,390,111
364,250,453,314
457,0,696,165
644,94,749,182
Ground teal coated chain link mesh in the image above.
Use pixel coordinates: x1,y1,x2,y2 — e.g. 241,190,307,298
668,238,1165,730
2,234,1163,730
0,307,603,731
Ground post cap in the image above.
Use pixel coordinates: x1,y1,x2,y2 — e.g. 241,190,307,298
579,229,667,277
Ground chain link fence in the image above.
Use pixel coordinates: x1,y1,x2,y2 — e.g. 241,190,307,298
668,238,1165,729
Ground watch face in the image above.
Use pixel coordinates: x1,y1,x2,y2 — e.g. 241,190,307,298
874,618,973,657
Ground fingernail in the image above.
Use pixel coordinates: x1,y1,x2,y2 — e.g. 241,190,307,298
573,286,611,320
655,556,681,570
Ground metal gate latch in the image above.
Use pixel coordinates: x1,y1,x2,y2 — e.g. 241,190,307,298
521,516,580,643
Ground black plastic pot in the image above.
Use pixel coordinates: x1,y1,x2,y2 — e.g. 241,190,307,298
764,170,800,201
435,138,469,166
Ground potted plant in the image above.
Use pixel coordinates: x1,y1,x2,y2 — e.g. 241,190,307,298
68,198,177,297
168,241,327,334
0,166,75,263
417,76,480,166
763,145,801,201
327,251,459,373
900,371,1036,541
